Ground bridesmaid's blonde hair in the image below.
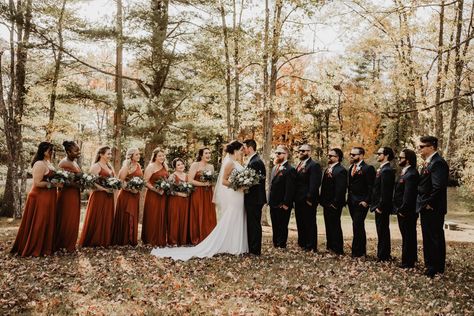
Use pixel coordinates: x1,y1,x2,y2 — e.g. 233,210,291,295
122,148,139,171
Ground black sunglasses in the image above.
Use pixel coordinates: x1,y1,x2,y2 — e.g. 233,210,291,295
327,154,338,158
418,144,431,149
349,153,359,157
275,152,285,155
399,156,406,159
376,152,384,156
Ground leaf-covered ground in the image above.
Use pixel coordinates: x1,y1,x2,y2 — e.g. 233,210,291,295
0,221,473,315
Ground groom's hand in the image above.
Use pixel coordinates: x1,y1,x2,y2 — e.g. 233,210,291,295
281,204,289,210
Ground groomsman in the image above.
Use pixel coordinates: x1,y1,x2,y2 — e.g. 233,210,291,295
394,148,419,268
294,144,322,252
269,145,296,248
370,147,396,261
320,148,347,255
417,136,449,277
347,147,376,258
243,139,267,255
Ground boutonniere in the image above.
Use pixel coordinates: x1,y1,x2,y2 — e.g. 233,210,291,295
399,178,405,184
376,169,381,177
326,170,333,178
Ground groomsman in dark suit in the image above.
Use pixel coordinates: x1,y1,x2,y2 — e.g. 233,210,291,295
347,147,376,258
416,136,449,277
269,145,296,248
294,144,322,252
320,148,347,255
243,139,267,255
394,148,419,268
370,147,396,261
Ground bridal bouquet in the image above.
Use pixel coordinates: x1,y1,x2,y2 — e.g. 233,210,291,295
171,181,195,195
98,177,122,191
228,168,262,193
126,176,145,191
200,170,218,184
49,170,74,185
154,178,171,194
75,173,98,189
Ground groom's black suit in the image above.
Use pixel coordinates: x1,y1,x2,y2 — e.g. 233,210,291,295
269,161,296,248
244,153,267,255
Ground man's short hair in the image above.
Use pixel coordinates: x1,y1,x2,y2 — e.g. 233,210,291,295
420,136,438,149
243,139,257,151
331,148,344,162
352,147,365,155
381,147,395,161
401,148,417,166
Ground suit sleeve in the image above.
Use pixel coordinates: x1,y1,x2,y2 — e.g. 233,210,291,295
284,167,297,207
426,160,449,208
334,168,347,208
398,173,417,215
379,169,395,212
364,165,376,204
307,163,322,203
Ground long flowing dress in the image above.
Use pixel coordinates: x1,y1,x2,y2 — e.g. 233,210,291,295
11,169,57,257
112,166,143,246
189,171,216,245
141,168,169,246
151,158,248,261
54,164,81,252
166,174,190,246
79,167,115,248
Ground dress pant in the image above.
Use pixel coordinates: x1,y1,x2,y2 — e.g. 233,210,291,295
375,211,391,261
420,209,446,274
270,206,291,248
245,202,264,255
397,213,418,267
348,202,368,257
294,200,317,251
323,206,343,254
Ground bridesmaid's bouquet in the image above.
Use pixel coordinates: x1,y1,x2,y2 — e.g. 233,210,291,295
200,170,218,184
154,178,171,195
98,177,122,191
50,170,74,185
126,176,145,191
228,168,262,193
172,182,195,196
75,173,98,189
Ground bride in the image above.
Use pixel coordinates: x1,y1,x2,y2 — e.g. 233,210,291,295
151,140,248,261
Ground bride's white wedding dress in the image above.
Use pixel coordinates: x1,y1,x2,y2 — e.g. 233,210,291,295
151,156,248,261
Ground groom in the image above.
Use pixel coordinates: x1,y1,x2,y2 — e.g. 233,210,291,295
243,139,267,255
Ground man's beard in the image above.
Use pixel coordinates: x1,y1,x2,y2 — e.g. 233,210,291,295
300,154,309,161
275,157,285,164
399,160,407,167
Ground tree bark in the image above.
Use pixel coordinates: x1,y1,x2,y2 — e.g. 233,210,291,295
434,0,445,151
113,0,124,172
220,0,233,140
232,0,243,137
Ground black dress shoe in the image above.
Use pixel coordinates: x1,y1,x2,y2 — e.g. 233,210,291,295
398,264,414,269
424,269,436,278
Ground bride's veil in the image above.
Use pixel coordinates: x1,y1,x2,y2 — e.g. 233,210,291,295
212,154,230,210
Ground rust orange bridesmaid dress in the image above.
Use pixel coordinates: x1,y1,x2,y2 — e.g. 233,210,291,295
78,167,115,248
167,174,190,246
54,164,81,252
11,169,57,257
112,166,143,246
141,168,168,246
189,171,216,245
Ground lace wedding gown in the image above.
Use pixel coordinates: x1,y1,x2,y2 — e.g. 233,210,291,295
151,156,248,261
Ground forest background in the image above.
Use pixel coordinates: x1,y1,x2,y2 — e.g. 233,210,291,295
1,0,474,218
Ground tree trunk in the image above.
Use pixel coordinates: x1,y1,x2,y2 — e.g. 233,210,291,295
46,0,66,141
0,0,33,218
113,0,124,172
434,0,445,151
232,0,243,137
446,0,465,158
220,0,233,140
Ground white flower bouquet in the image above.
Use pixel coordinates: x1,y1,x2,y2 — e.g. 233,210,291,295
154,178,171,194
172,181,195,195
228,167,262,193
98,177,122,191
126,176,145,191
200,170,218,184
75,173,98,189
50,170,74,185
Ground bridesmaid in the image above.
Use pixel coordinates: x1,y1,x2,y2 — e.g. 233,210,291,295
112,148,143,246
11,142,62,257
142,148,169,246
167,158,191,246
79,146,116,248
55,141,82,252
188,148,217,245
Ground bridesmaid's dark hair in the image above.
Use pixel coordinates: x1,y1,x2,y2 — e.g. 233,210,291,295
94,146,112,164
172,157,185,169
225,140,243,154
31,142,54,167
150,147,168,170
196,147,210,162
62,140,77,154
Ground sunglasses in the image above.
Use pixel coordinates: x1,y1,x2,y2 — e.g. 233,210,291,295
399,156,406,159
327,154,338,158
376,152,384,156
418,144,430,149
349,153,359,157
275,152,285,155
299,150,309,153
